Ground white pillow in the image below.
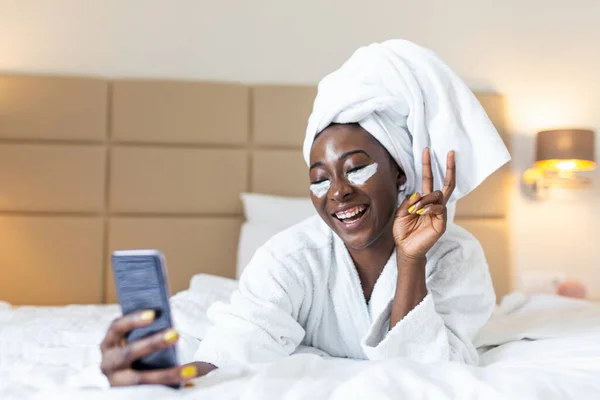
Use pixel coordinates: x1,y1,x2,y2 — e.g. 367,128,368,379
237,193,317,277
240,192,317,230
236,223,282,278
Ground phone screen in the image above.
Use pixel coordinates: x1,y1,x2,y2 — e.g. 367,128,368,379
111,250,180,378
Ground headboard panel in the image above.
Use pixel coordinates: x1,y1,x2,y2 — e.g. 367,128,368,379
251,150,308,197
110,147,249,214
0,75,107,141
111,80,250,145
105,217,241,303
252,85,317,147
0,75,511,305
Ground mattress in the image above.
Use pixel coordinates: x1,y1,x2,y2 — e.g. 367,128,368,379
1,274,599,400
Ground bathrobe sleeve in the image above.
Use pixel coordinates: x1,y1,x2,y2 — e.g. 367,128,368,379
361,231,496,365
194,247,306,368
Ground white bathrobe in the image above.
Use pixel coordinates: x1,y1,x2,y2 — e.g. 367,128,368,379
195,215,495,367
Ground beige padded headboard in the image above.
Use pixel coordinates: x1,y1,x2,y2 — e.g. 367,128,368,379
0,75,511,305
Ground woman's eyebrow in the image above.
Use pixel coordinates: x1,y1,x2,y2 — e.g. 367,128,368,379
310,161,324,170
310,150,371,170
339,150,370,160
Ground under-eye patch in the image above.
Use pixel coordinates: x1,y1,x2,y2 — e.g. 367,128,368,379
310,180,331,198
347,163,378,186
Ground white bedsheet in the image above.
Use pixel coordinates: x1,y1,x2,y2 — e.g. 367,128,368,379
1,275,599,400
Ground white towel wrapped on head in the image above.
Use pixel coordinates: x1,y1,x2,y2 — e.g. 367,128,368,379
303,39,511,202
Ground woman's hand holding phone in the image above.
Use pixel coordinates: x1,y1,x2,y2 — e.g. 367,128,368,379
100,310,216,387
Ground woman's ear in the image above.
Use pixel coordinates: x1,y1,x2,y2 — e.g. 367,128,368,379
396,167,407,191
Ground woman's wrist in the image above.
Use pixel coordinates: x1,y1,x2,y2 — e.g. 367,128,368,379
396,246,427,267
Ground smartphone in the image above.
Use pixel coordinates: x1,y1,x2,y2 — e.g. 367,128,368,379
111,249,180,387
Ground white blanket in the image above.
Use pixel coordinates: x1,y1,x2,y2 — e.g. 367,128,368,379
1,275,600,400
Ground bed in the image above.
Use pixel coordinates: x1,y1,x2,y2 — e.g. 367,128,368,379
1,75,599,399
2,276,600,399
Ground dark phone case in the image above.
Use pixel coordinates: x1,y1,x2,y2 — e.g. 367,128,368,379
111,251,180,388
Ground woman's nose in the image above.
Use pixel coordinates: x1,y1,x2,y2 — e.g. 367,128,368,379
329,177,354,202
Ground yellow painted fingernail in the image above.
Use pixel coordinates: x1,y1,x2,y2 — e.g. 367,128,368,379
408,205,416,213
416,208,425,215
410,193,418,200
164,329,179,343
140,310,155,321
180,365,197,379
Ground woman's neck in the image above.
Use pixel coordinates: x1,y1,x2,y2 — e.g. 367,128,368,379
346,227,396,302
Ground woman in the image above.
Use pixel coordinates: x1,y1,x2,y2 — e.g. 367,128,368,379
100,39,510,387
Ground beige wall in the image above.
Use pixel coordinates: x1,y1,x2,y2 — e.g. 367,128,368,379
1,0,599,298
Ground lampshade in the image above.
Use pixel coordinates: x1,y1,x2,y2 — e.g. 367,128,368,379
535,129,596,172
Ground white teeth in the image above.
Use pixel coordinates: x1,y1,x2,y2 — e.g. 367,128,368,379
336,206,366,220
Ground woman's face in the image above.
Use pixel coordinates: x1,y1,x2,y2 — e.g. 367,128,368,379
309,123,406,250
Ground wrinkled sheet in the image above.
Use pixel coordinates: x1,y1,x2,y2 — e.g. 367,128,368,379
1,275,599,400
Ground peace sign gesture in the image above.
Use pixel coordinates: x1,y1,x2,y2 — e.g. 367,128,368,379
393,148,456,260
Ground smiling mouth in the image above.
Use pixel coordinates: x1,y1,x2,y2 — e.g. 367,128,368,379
333,205,369,226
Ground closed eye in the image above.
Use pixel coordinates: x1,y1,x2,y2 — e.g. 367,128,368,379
311,179,329,185
347,166,366,174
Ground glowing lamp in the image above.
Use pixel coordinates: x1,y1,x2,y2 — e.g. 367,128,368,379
535,129,596,172
522,129,596,199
